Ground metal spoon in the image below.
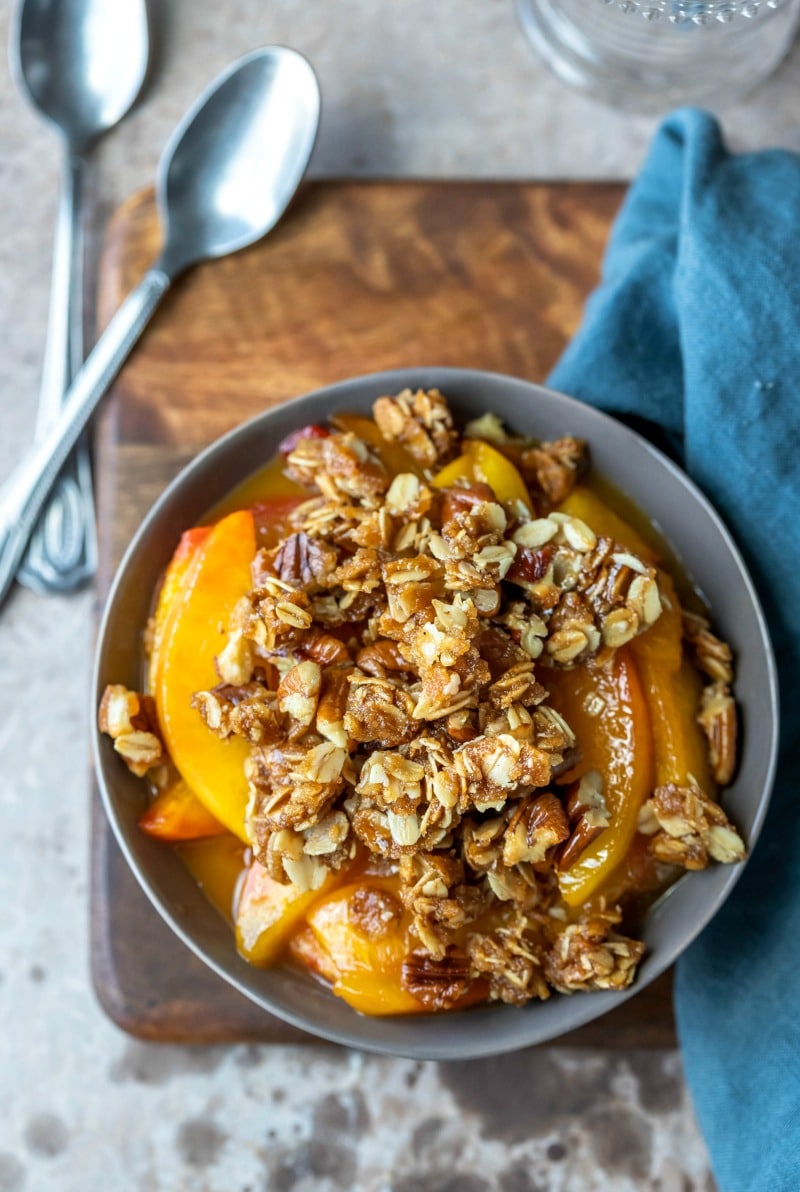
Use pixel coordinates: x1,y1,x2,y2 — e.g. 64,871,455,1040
12,0,149,593
0,46,321,609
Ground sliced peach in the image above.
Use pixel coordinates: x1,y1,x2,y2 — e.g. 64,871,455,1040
546,647,654,906
433,440,534,512
138,777,227,842
148,526,211,690
177,833,248,923
630,571,713,792
235,862,338,967
557,485,658,563
154,510,256,839
305,879,425,1016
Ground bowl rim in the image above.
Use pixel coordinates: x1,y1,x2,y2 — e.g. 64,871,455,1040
91,365,779,1058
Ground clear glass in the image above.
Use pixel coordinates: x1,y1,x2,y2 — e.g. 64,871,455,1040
516,0,800,113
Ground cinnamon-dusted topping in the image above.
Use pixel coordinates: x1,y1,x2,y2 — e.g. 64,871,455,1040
638,781,746,869
98,684,163,777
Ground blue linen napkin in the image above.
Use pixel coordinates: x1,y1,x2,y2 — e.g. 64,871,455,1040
548,108,800,1192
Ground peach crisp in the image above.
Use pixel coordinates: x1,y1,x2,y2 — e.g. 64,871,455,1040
99,389,744,1015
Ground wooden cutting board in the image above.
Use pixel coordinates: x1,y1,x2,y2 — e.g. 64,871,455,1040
90,179,676,1045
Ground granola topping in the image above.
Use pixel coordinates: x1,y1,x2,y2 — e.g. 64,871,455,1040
99,388,745,1013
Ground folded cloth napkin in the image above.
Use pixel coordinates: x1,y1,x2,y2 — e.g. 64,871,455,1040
548,108,800,1192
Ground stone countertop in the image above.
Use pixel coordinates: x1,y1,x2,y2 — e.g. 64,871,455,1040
3,1,793,1187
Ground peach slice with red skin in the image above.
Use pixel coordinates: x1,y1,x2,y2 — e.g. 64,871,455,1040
138,777,228,842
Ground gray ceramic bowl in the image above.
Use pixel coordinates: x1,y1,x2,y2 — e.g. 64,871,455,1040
92,367,778,1059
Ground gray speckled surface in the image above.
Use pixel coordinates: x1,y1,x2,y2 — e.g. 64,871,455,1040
5,0,795,1187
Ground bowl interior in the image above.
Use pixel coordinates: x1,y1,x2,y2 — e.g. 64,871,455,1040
93,367,778,1059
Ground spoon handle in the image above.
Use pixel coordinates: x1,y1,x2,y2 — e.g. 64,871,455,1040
0,267,171,610
17,151,99,593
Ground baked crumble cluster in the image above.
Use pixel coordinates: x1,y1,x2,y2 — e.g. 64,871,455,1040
103,388,745,1010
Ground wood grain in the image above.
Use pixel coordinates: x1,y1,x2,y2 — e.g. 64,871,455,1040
91,179,678,1046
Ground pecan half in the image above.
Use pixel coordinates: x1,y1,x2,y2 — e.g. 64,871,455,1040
276,660,322,728
441,482,497,525
259,531,338,589
503,793,570,867
401,948,470,1010
682,611,734,684
697,681,738,786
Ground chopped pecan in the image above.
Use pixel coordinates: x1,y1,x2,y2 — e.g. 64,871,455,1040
315,665,352,748
112,730,163,777
98,684,155,738
441,482,498,525
520,436,589,507
557,770,610,870
445,709,479,743
356,639,411,678
276,660,322,728
296,627,352,666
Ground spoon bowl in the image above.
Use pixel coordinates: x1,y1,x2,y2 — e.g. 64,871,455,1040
0,46,321,608
15,0,149,151
156,48,320,277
